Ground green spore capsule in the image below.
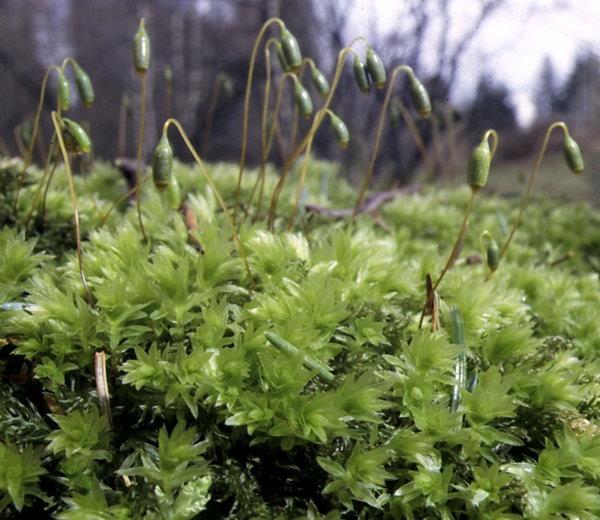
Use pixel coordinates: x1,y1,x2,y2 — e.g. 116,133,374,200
353,55,371,94
486,239,500,272
408,74,431,118
57,71,70,111
563,134,584,174
152,133,173,192
468,138,492,191
275,41,290,72
166,175,181,210
73,63,94,107
133,18,150,75
294,81,313,119
480,231,500,273
329,112,349,148
310,65,330,98
366,47,386,89
280,28,301,73
61,118,91,154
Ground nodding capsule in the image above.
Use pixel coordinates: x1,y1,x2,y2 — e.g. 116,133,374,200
365,47,386,89
486,239,500,272
61,118,91,154
280,28,301,73
353,55,371,94
275,41,291,72
468,136,492,192
408,74,431,118
310,65,330,98
73,63,94,108
329,112,349,149
563,134,584,174
152,133,173,192
294,81,313,119
480,231,500,272
57,71,71,111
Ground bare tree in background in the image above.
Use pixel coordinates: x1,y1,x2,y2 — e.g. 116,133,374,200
0,0,585,187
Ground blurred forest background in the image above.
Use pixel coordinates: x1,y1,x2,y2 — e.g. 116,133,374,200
0,0,598,203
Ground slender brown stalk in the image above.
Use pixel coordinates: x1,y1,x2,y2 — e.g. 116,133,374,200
289,58,317,152
432,129,498,291
287,108,340,229
24,136,56,228
395,96,430,168
352,65,418,218
249,58,318,218
250,37,279,216
267,46,360,229
163,118,253,285
418,129,498,328
239,38,285,221
246,72,296,218
253,40,276,217
499,122,568,260
433,191,476,292
13,64,63,209
134,75,148,240
234,17,286,219
50,111,93,307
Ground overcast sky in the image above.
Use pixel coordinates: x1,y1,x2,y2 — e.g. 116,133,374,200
349,0,600,126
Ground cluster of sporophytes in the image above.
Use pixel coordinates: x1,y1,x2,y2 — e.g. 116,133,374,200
1,17,599,520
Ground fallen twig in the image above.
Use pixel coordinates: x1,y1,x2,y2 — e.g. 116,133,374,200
549,251,574,267
305,185,421,220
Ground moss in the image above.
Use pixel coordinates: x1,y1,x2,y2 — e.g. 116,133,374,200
0,159,599,518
